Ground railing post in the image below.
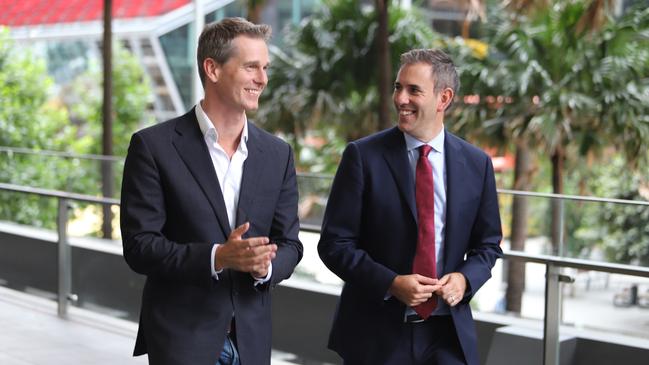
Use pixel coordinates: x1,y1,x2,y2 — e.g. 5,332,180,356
544,263,561,365
57,198,71,318
558,199,565,256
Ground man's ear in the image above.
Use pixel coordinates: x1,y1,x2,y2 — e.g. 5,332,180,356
437,87,454,112
203,58,220,83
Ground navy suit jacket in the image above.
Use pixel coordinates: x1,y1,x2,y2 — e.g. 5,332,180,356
120,109,303,365
318,127,502,365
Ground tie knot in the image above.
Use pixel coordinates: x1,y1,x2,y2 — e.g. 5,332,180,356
419,144,432,158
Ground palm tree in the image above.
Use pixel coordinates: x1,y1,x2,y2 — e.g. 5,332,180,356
257,0,438,145
245,0,266,24
376,0,392,130
450,0,649,313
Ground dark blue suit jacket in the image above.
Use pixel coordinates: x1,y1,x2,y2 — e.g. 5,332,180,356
318,127,502,365
120,109,303,365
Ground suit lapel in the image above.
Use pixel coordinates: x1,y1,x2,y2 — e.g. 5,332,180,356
443,130,467,269
172,110,231,238
382,127,417,223
236,122,267,228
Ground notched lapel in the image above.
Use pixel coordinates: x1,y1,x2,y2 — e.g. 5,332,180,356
236,123,267,228
443,131,467,264
382,128,417,223
172,113,231,238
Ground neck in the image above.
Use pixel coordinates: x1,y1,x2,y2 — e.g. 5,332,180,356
200,99,245,155
414,121,444,143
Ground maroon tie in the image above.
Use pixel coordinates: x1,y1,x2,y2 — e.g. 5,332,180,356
413,144,437,319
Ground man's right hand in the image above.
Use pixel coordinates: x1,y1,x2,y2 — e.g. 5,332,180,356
388,274,441,307
214,222,277,274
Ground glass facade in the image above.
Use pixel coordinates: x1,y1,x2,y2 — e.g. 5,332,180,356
159,23,194,110
45,41,95,85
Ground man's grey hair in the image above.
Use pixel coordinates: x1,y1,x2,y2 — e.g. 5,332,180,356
399,49,459,99
197,17,271,86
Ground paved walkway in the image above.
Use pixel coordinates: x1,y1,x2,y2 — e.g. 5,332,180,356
0,287,301,365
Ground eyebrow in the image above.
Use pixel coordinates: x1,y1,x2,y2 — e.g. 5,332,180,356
243,61,270,68
394,81,421,89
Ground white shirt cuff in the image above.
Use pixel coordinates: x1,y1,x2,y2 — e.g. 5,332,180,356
211,244,223,279
212,243,272,285
252,263,272,286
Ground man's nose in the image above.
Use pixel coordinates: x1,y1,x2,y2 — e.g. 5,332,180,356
256,69,268,86
393,89,408,105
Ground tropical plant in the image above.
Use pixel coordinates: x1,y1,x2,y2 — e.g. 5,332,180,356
256,0,439,162
0,27,85,228
571,153,649,265
63,42,154,158
0,31,153,235
448,0,649,312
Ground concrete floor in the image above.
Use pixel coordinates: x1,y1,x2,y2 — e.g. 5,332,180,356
0,286,302,365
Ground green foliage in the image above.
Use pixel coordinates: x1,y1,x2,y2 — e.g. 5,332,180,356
569,154,649,265
450,1,649,163
0,27,84,228
0,29,152,232
64,42,154,157
445,2,649,263
257,0,438,165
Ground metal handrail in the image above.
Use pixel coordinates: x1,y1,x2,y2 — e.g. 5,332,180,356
498,188,649,206
0,182,119,205
0,183,118,319
1,182,649,365
0,146,123,162
505,250,649,277
2,146,649,206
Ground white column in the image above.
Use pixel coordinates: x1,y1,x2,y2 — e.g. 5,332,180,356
193,0,205,104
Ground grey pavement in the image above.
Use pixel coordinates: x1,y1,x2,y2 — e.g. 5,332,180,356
0,286,302,365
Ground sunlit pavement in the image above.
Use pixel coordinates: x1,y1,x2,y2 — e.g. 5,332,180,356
0,286,304,365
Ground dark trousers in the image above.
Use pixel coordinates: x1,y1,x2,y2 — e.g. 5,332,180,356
343,316,466,365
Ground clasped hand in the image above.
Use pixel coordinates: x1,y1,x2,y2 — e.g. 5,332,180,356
389,272,467,307
214,222,277,278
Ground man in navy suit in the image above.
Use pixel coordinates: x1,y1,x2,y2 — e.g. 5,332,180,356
318,49,502,365
120,18,302,365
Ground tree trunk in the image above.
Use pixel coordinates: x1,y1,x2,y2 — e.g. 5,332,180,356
551,145,565,255
375,0,392,131
101,0,113,239
247,0,264,24
505,142,533,313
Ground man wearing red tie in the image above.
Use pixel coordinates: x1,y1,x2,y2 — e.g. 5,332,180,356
318,49,503,365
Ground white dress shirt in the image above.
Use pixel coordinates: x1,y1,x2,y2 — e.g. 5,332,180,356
404,129,449,316
195,102,271,285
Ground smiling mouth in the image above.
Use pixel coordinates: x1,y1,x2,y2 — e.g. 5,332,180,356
399,110,415,116
245,88,261,95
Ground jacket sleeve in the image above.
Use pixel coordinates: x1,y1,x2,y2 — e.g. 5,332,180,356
457,156,503,301
120,132,213,284
318,143,398,302
266,145,303,288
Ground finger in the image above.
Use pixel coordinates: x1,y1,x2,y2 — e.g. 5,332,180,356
445,293,458,306
244,236,271,248
416,284,439,294
229,222,250,240
413,293,433,301
433,285,447,296
437,274,451,285
248,245,277,258
414,274,439,285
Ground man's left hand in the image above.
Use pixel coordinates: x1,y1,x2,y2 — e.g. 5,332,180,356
435,272,467,307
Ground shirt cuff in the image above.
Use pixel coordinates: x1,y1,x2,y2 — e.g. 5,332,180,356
252,263,272,286
211,243,223,279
